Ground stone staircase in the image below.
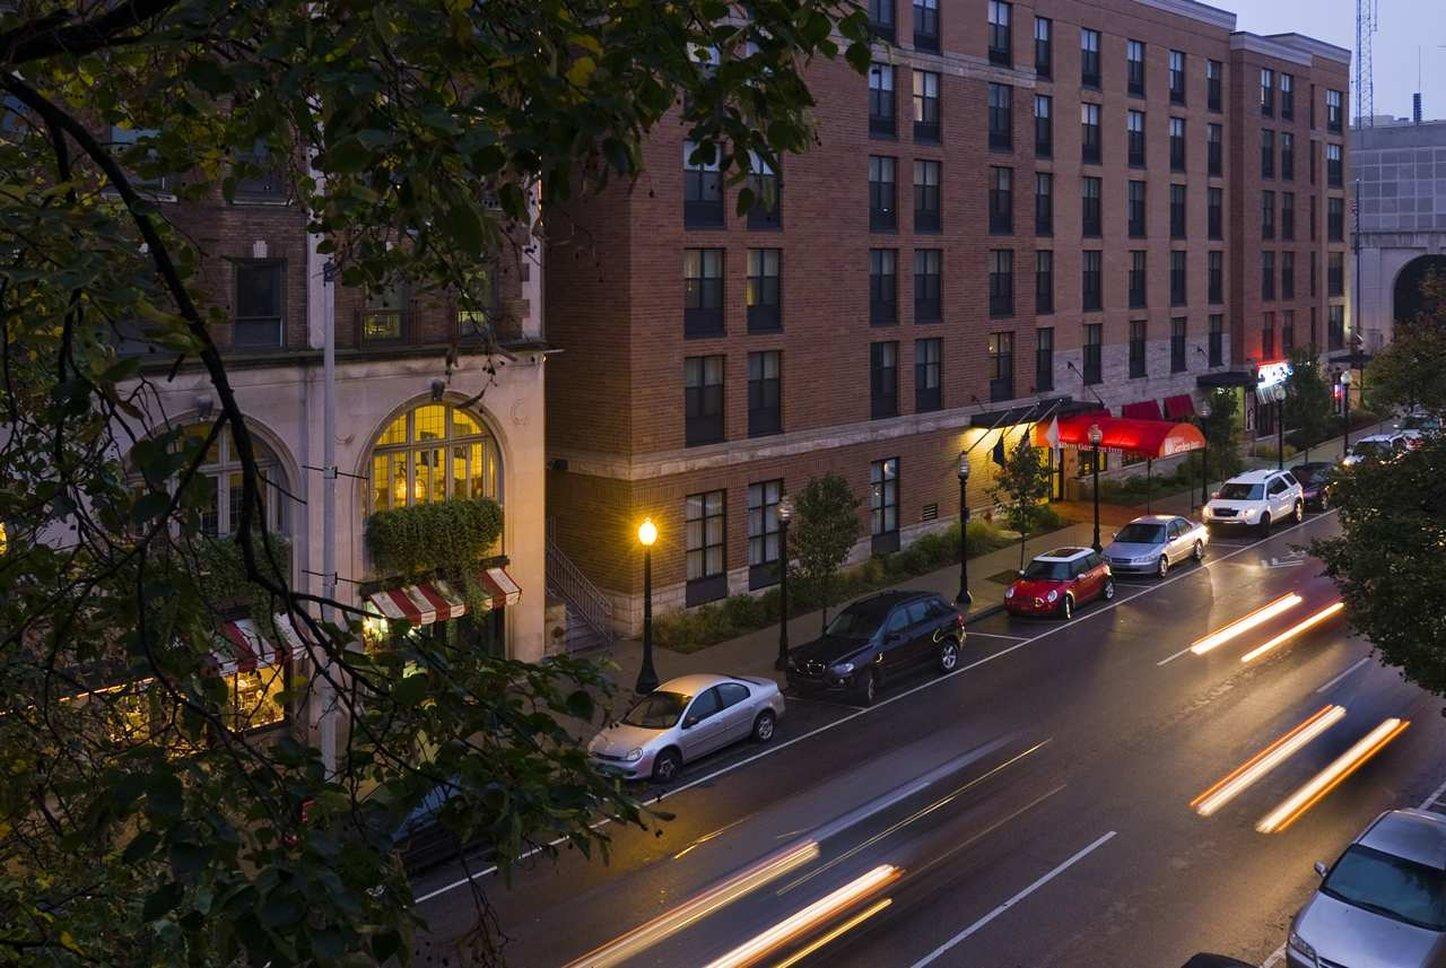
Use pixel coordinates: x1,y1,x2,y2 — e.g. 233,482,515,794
545,533,615,653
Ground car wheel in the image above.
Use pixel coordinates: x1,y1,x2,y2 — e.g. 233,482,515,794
1156,555,1169,579
1192,540,1204,563
1259,512,1272,536
1102,578,1115,601
1058,595,1074,620
651,748,682,784
751,709,776,743
937,638,960,674
1293,500,1304,524
857,671,878,706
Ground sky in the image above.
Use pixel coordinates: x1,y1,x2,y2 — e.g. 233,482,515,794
1214,0,1446,122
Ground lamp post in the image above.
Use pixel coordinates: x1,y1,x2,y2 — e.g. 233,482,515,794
1198,400,1212,509
1276,384,1287,471
635,517,659,695
956,453,972,608
774,496,794,671
1340,370,1353,460
1088,422,1103,552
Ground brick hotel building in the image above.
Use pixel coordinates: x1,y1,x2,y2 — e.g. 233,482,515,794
544,0,1351,631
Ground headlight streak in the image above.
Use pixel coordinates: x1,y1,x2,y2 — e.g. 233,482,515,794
1256,718,1411,834
768,898,893,968
700,864,901,968
1239,602,1345,663
1189,705,1346,817
1189,593,1303,655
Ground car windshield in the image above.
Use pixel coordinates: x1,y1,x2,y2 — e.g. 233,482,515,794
1294,465,1330,485
1022,560,1073,581
1402,415,1438,431
1115,523,1166,544
1353,441,1390,458
1321,844,1446,931
1218,482,1264,500
825,599,894,637
621,691,689,729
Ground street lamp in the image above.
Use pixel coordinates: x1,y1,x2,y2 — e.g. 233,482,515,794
1340,370,1353,460
1275,383,1287,472
956,453,972,608
774,496,794,670
1088,422,1103,553
635,517,659,695
1198,400,1212,509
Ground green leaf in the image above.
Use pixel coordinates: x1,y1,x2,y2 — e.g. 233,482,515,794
566,56,597,88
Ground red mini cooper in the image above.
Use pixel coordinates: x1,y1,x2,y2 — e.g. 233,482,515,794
1004,547,1115,620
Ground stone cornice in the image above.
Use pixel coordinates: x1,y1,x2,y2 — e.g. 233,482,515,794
1135,0,1236,31
1265,33,1352,66
1230,33,1314,68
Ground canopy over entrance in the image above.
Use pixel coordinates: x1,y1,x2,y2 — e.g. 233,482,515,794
1033,413,1205,459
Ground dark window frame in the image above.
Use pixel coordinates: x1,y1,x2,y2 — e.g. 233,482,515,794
685,490,727,606
234,259,286,349
988,330,1015,402
684,354,726,446
870,248,899,325
747,350,782,438
870,342,899,419
1082,250,1103,312
1129,319,1147,378
1171,317,1188,372
915,337,943,412
684,248,725,337
746,248,782,332
913,248,943,323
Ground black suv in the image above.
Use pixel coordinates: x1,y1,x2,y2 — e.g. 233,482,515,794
784,590,966,705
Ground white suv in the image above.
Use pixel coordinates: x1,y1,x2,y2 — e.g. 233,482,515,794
1202,469,1304,534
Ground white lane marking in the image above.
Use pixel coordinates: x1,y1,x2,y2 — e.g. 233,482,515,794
416,513,1337,905
1260,945,1286,968
963,630,1031,641
908,831,1118,967
1418,774,1446,810
1156,645,1195,667
1315,657,1372,694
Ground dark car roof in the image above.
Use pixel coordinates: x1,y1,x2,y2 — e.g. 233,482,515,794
1181,955,1255,968
848,590,933,611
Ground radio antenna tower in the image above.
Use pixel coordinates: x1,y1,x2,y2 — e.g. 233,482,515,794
1355,0,1377,126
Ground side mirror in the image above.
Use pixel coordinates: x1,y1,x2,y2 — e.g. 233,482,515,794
1017,569,1026,577
682,716,699,729
1211,490,1221,499
1313,861,1328,878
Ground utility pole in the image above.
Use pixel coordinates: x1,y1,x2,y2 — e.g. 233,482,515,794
317,256,338,777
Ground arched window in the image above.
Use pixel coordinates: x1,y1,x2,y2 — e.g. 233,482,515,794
171,425,289,537
368,403,501,513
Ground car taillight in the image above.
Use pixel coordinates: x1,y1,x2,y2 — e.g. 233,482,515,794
955,612,966,629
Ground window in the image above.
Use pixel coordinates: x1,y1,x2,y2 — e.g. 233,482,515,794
684,248,725,336
870,458,900,553
1083,323,1103,384
1326,89,1343,132
1129,250,1147,308
1282,310,1296,354
1327,143,1343,187
1261,129,1275,178
1328,252,1345,296
989,331,1015,401
1209,314,1224,366
1169,50,1186,104
1262,312,1275,356
1127,110,1146,167
988,1,1012,66
175,427,290,537
989,166,1014,234
369,403,501,517
870,248,898,325
870,342,899,418
913,70,941,143
988,84,1012,151
1311,82,1318,128
747,248,781,331
1034,172,1053,235
914,159,941,232
1129,319,1147,378
1035,250,1054,314
1208,187,1223,240
1080,28,1100,88
1311,194,1318,240
1261,251,1275,300
1082,251,1102,312
1328,304,1344,350
110,126,174,195
1127,41,1146,96
360,282,409,343
1171,317,1187,372
913,0,939,52
1207,59,1222,112
1170,117,1186,171
1080,103,1101,164
1310,306,1318,349
1208,250,1223,304
684,355,725,445
989,249,1014,317
746,152,781,229
1312,253,1319,296
1281,132,1295,181
1260,68,1275,116
683,140,724,228
869,64,896,138
234,261,284,348
233,142,285,202
1081,176,1101,237
1282,251,1295,300
748,351,782,437
869,155,897,230
1034,95,1053,158
1170,184,1187,239
868,0,895,42
915,338,942,412
1035,327,1054,392
685,490,726,605
1170,250,1187,306
1207,123,1223,176
1310,141,1318,185
1261,190,1276,239
914,249,942,322
1328,197,1344,241
1127,180,1146,238
1034,17,1052,78
1281,73,1295,119
747,480,783,589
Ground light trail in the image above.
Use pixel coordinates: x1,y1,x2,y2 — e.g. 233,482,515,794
770,898,892,968
1240,602,1345,663
1256,718,1411,833
1190,593,1303,655
1190,705,1346,817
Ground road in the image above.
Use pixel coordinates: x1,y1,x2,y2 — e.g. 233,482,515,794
413,510,1446,967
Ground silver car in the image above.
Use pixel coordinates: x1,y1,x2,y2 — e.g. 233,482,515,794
1287,809,1446,968
587,673,785,783
1103,514,1208,578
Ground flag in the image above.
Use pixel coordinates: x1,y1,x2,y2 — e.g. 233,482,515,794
991,432,1007,467
1043,416,1061,449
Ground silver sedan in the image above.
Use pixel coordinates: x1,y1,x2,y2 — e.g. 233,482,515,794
1102,514,1208,579
587,673,785,783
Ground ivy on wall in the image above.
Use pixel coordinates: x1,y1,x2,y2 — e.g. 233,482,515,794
194,533,291,634
365,498,503,579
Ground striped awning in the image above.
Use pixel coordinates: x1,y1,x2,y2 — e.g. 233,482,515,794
365,581,468,627
479,567,522,608
213,615,306,676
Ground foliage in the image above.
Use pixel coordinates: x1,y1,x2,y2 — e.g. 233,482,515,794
1198,388,1245,481
365,497,503,578
1365,328,1446,416
791,473,862,632
196,532,291,631
1312,434,1446,696
0,0,871,962
1096,462,1200,505
988,435,1052,569
1284,349,1335,462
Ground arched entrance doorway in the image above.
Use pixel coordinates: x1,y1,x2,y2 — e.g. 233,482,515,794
1393,254,1446,326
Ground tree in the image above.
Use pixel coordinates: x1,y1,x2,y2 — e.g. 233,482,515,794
1365,276,1446,415
1199,387,1244,483
1312,434,1446,696
1284,348,1335,462
989,434,1052,570
792,473,861,634
0,1,871,963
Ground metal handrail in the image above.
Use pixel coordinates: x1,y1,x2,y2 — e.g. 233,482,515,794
545,534,614,648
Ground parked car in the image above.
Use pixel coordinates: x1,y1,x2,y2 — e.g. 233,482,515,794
1005,547,1114,620
785,591,965,706
1181,956,1255,968
1202,469,1304,534
1400,410,1443,437
1292,462,1338,511
1103,515,1208,578
1287,808,1446,968
1343,433,1410,467
587,674,785,782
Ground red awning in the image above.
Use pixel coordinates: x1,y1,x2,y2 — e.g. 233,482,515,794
1121,400,1164,421
213,615,304,675
479,567,522,608
1032,413,1205,459
365,581,467,627
1163,394,1197,420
